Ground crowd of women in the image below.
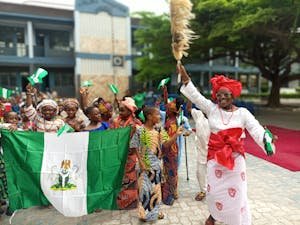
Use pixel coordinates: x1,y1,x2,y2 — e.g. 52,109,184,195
0,64,276,225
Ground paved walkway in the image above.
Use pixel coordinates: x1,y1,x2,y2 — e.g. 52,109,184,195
1,107,300,225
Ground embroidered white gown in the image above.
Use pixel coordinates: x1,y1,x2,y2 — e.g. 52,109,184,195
181,81,266,225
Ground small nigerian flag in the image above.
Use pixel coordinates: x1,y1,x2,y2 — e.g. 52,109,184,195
138,111,145,122
2,127,130,217
28,68,48,85
108,84,119,94
0,87,13,99
177,106,184,126
82,81,93,87
57,124,75,137
264,128,276,156
157,77,170,90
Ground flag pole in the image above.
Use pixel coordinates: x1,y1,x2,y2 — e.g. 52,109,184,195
184,134,189,180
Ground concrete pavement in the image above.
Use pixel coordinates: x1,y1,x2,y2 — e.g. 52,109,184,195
1,106,299,225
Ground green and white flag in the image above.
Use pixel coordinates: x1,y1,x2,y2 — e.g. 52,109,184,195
57,124,75,137
81,80,93,87
108,84,119,94
0,87,13,99
157,77,170,90
28,68,48,85
177,106,184,126
2,127,130,217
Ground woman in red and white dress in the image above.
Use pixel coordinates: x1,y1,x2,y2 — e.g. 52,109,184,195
178,65,275,225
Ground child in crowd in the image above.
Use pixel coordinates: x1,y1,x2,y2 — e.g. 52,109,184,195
130,107,183,222
0,112,19,131
24,84,64,132
62,98,86,132
160,86,185,205
0,111,21,217
84,106,108,131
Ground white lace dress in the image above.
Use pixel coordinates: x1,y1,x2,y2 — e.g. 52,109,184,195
181,81,266,225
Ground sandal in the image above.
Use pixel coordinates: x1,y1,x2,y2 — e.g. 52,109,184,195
205,215,215,225
195,192,206,201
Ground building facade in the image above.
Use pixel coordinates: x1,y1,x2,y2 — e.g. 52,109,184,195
0,0,132,101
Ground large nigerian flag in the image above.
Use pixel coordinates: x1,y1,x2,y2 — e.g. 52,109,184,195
1,127,131,217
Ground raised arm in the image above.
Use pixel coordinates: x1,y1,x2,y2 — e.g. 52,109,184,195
162,85,168,105
24,84,37,121
25,83,35,107
79,87,89,110
178,65,214,115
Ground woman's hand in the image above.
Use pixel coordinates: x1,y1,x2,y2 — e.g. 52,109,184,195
68,120,82,132
272,135,278,143
183,130,192,137
79,87,88,97
176,126,184,137
8,124,18,131
26,83,36,94
177,64,190,85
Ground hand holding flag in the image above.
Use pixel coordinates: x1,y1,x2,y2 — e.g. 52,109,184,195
108,84,119,94
263,128,276,156
177,106,184,126
28,68,48,85
157,77,170,90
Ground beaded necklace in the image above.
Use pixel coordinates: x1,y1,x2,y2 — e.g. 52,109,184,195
218,105,234,125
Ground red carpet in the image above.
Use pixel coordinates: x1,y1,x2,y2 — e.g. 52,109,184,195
244,125,300,172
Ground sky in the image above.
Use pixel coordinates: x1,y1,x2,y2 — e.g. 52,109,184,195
117,0,169,15
0,0,169,14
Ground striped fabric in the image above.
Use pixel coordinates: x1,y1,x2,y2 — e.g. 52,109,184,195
24,105,64,132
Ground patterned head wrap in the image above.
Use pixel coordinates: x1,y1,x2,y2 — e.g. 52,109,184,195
98,102,113,114
167,100,178,113
121,97,137,113
92,97,104,106
210,75,242,100
63,98,80,109
36,99,58,114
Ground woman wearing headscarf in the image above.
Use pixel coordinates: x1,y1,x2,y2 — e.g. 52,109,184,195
160,86,188,206
178,65,276,225
62,98,86,131
98,101,113,127
161,99,181,206
111,97,142,209
24,84,64,132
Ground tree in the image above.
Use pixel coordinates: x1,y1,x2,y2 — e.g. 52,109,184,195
134,1,300,106
193,0,300,107
134,12,174,82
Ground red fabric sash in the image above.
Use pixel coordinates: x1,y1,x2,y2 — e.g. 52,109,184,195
207,127,244,170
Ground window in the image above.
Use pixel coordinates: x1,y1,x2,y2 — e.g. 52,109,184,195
53,73,73,86
49,31,71,51
0,26,26,56
0,72,18,88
